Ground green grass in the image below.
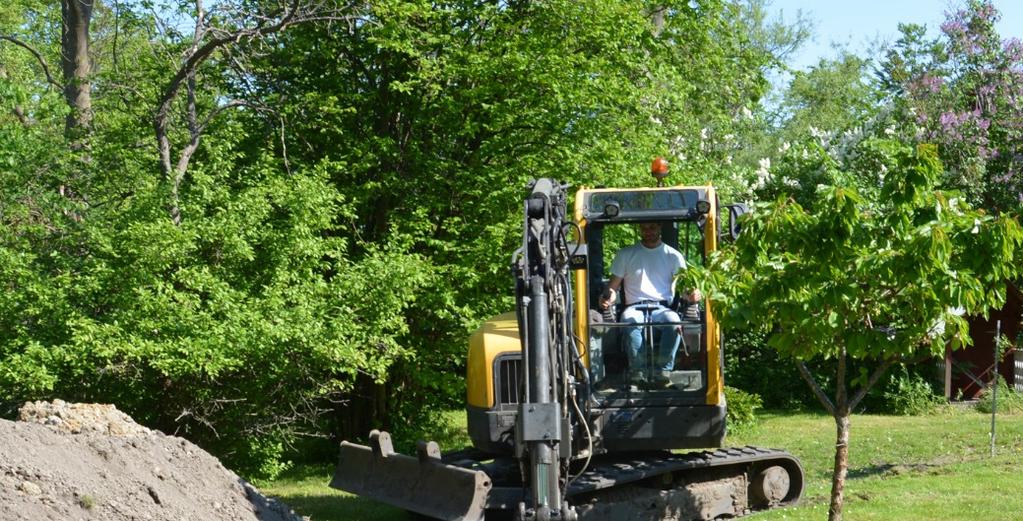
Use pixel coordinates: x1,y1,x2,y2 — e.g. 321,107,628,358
729,408,1023,520
261,464,405,521
264,408,1023,520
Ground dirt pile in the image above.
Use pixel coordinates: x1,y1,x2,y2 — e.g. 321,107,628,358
1,400,308,521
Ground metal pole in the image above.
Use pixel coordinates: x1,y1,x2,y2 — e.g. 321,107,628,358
991,320,1000,457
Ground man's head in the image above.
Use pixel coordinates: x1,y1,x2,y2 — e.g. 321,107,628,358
638,222,662,247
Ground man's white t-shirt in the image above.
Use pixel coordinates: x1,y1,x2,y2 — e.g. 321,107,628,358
610,242,686,305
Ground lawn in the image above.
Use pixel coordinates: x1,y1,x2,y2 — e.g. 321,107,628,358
264,407,1023,520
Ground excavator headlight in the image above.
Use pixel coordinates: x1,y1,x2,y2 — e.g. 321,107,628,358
604,201,621,218
696,199,711,214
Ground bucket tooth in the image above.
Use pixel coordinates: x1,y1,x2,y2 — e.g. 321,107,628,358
418,440,442,462
369,429,394,458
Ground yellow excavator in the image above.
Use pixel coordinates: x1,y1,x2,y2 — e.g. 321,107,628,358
332,161,804,521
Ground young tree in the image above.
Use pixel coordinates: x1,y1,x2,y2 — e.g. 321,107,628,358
685,139,1023,521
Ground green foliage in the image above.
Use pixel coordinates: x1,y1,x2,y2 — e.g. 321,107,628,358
976,376,1023,414
724,385,763,433
756,52,882,171
879,367,945,416
724,328,817,409
0,0,802,478
240,435,294,482
689,138,1023,365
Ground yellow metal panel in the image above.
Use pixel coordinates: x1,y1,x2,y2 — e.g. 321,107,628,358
573,188,590,368
703,188,723,406
466,312,521,409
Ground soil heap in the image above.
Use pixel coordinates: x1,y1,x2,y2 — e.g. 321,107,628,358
0,400,308,521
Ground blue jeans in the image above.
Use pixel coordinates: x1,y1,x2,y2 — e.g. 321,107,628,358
621,303,681,373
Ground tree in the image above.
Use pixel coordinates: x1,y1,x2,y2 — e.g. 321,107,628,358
242,0,793,443
0,0,806,478
685,138,1023,520
777,52,879,143
881,0,1023,213
149,0,358,224
0,0,428,478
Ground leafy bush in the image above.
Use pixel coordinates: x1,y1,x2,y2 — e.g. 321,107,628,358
724,328,821,410
725,385,763,433
724,330,949,416
976,376,1023,414
241,435,293,483
880,370,945,415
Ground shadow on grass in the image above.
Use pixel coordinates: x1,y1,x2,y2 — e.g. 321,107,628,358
241,478,314,520
272,489,409,521
274,463,336,482
847,462,944,479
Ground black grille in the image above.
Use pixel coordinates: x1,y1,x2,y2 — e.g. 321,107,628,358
496,356,522,404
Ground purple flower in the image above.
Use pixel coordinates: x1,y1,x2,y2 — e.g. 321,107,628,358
912,74,945,95
940,111,956,129
941,19,966,38
978,3,998,23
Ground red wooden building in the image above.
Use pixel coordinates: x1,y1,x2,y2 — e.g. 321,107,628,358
942,282,1023,399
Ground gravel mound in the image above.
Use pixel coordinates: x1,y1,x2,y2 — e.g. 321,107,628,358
18,400,154,436
1,401,307,521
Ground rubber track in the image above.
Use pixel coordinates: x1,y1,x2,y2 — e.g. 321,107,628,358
566,446,804,506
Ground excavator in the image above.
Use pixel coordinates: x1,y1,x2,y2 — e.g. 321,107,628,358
331,160,804,521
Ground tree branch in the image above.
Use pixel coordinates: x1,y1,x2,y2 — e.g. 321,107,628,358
154,0,363,223
848,357,896,412
797,361,837,416
0,35,63,90
278,114,291,176
154,0,303,179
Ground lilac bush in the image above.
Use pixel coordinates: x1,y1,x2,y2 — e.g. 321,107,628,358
888,0,1023,212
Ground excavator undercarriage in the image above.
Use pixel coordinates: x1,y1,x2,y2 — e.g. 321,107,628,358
333,433,803,521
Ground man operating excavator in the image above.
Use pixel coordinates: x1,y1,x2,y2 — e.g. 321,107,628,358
599,221,702,387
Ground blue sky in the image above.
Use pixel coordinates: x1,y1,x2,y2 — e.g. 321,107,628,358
769,0,1023,70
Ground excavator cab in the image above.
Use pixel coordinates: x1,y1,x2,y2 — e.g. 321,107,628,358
461,185,726,456
570,186,726,452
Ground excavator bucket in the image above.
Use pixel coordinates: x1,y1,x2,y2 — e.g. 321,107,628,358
330,430,493,521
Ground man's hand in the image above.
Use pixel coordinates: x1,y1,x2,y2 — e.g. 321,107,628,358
686,289,703,303
599,288,616,310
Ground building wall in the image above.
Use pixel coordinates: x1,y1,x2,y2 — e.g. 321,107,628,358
946,283,1022,400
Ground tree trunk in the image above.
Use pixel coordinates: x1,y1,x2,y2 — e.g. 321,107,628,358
829,412,850,521
335,375,391,443
61,0,94,139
